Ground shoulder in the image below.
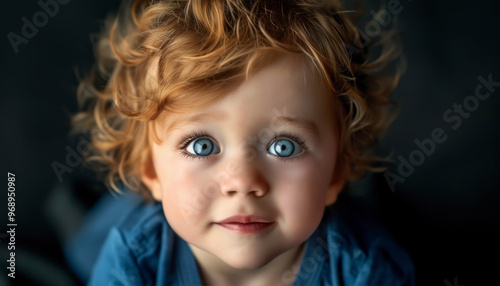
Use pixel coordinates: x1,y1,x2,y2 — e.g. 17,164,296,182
115,199,166,250
319,199,415,285
88,200,168,286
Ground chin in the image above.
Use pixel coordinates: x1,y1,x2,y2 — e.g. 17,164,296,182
220,251,276,270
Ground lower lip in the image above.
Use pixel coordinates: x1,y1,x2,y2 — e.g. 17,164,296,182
215,222,275,234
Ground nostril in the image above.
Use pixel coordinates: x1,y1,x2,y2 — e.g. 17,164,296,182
224,190,238,196
222,188,266,197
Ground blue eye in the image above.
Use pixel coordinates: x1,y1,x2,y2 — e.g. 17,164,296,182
268,139,303,157
186,138,220,156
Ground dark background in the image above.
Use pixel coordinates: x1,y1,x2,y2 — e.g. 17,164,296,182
1,0,499,285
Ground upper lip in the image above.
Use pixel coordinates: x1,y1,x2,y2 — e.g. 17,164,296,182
216,215,273,224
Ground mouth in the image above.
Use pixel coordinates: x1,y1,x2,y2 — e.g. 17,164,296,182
214,215,275,234
217,215,272,224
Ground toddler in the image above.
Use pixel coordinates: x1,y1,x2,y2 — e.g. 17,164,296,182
73,0,414,285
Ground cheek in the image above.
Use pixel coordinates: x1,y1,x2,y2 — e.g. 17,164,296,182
155,155,217,225
271,158,332,232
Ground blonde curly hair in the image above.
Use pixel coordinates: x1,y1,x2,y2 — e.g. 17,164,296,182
73,0,402,199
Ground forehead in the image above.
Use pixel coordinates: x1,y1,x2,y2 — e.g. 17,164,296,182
159,53,336,134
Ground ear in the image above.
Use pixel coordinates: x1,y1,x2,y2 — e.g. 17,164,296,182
325,156,349,206
141,154,162,201
325,176,346,206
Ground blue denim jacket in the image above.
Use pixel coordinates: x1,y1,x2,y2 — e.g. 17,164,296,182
88,199,414,285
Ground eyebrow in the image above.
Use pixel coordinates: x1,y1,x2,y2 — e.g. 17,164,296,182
275,116,320,138
166,113,320,137
166,112,227,132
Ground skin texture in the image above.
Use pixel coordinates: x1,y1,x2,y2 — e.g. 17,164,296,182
142,54,345,286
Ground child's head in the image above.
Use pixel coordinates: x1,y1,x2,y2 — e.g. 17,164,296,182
74,0,400,270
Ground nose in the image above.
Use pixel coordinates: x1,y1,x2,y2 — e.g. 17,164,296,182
217,159,269,197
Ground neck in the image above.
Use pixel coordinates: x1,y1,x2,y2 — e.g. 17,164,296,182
189,242,306,286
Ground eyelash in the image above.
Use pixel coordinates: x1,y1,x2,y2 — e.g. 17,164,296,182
267,132,308,162
178,130,216,161
177,130,309,161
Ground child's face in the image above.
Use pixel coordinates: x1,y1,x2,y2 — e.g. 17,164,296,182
143,54,344,270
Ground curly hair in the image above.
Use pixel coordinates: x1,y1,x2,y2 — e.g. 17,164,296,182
73,0,402,198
